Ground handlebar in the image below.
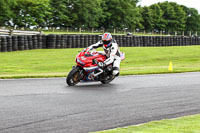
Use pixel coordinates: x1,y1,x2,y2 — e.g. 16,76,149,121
92,59,99,65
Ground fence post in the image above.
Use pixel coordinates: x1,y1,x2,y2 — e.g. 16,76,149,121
79,28,81,33
9,29,13,36
40,31,43,35
175,31,177,36
195,31,197,36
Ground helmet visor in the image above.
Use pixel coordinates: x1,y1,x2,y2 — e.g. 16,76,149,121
103,42,111,48
103,40,111,44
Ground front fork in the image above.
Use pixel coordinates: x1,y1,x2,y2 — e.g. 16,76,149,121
73,66,85,81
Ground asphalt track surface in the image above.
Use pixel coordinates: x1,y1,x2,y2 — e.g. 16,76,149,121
0,72,200,133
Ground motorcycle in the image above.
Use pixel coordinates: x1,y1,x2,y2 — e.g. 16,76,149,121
66,48,125,86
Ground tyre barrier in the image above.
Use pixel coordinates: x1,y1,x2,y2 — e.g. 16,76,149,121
71,35,76,48
42,35,47,48
1,37,7,52
47,34,56,49
7,36,13,52
27,35,33,50
83,35,89,48
24,36,29,50
60,35,66,48
0,35,200,52
75,35,81,48
56,35,61,48
37,35,43,49
32,35,38,49
67,35,73,48
18,36,25,51
80,35,85,48
12,36,18,51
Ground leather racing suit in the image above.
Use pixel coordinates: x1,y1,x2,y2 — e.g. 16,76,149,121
88,40,121,76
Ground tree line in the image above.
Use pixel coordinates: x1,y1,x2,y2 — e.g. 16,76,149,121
0,0,200,32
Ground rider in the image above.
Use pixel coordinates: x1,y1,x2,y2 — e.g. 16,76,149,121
86,33,121,76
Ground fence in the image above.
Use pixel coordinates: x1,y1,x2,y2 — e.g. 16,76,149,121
44,27,200,36
0,29,42,36
0,34,200,52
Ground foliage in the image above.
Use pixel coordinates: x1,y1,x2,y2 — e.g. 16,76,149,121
69,0,103,28
101,0,140,30
49,0,71,27
149,4,165,31
158,2,187,31
0,0,15,26
9,0,52,28
181,6,200,31
0,0,200,32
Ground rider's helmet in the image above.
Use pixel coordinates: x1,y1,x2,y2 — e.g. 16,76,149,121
102,33,112,48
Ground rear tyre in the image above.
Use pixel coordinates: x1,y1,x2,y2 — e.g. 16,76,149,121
66,67,80,86
101,75,115,84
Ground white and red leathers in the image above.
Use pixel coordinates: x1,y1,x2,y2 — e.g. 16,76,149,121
87,40,121,76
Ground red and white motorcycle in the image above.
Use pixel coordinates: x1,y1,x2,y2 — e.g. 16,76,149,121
66,48,125,86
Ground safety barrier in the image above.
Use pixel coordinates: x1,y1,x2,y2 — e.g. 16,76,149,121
0,29,42,36
0,35,200,52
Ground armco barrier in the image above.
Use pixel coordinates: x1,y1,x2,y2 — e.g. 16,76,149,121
0,35,200,52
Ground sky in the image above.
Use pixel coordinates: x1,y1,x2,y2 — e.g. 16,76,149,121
138,0,200,13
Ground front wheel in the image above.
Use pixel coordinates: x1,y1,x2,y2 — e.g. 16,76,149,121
66,67,80,86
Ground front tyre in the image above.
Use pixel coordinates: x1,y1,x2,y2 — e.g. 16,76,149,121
66,67,80,86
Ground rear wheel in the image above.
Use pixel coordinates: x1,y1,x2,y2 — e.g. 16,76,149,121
66,67,80,86
101,75,115,84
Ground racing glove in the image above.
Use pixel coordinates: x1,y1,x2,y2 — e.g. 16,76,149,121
98,62,105,69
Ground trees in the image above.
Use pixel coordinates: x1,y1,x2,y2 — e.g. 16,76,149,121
0,0,200,32
141,6,153,31
50,0,71,28
10,0,51,29
158,2,187,31
49,0,104,28
141,4,165,32
100,0,140,30
0,0,15,26
141,2,191,32
149,4,165,31
181,6,200,31
69,0,103,28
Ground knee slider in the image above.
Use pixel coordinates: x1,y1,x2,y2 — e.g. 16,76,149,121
113,67,119,76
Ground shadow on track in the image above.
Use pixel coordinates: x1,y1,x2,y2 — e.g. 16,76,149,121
66,83,118,91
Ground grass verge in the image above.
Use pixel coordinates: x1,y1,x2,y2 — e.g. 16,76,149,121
0,46,200,79
91,114,200,133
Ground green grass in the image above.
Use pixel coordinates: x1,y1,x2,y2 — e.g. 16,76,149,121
0,46,200,78
91,114,200,133
121,46,200,75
